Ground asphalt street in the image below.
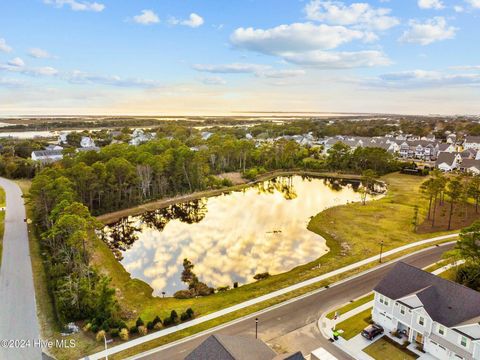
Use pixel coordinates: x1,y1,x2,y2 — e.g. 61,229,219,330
134,242,454,360
0,177,42,360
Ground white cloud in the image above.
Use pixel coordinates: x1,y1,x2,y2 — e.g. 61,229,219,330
304,0,399,30
466,0,480,9
170,13,204,28
282,50,391,68
231,23,367,54
0,78,26,88
259,69,306,78
7,57,25,67
400,17,457,45
65,70,161,88
0,38,12,53
28,48,53,59
200,76,227,85
133,10,160,25
43,0,105,12
418,0,445,10
193,63,306,78
454,5,464,12
0,60,59,76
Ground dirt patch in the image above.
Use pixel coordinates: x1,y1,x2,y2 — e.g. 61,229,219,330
216,172,247,185
417,201,480,233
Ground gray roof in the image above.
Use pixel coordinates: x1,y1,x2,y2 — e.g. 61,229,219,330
438,143,452,151
436,152,456,166
32,149,63,157
374,262,480,327
184,334,277,360
465,136,480,144
272,352,305,360
460,159,480,169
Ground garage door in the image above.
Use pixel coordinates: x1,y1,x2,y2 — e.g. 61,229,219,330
428,340,449,360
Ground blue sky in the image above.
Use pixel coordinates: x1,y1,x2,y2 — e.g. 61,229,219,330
1,0,480,115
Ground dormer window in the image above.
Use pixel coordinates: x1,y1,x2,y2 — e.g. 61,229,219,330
460,336,468,348
400,305,406,315
438,325,446,336
418,316,425,326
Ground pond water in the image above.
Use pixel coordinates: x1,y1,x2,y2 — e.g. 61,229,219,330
101,176,383,296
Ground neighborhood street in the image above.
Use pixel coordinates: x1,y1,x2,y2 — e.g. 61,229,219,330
0,177,42,360
131,242,454,360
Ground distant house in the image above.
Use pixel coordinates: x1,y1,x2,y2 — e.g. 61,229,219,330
45,144,63,151
184,334,305,360
31,149,63,163
464,136,480,151
129,129,156,146
76,146,100,153
459,159,480,175
372,262,480,360
460,149,477,160
201,131,214,141
446,133,457,144
438,143,456,153
436,152,460,172
80,136,95,148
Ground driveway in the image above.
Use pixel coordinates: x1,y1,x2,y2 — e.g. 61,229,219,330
0,177,42,360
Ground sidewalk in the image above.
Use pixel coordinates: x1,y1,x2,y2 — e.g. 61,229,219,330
83,234,458,360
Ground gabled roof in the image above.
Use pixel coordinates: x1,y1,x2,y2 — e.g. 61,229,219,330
32,149,63,157
438,143,452,151
184,334,277,360
436,152,457,166
465,136,480,144
374,262,480,327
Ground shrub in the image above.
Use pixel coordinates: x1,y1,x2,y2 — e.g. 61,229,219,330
217,286,230,292
110,328,119,338
163,317,173,327
119,328,129,341
180,312,189,322
83,323,92,332
101,321,110,332
170,310,178,322
147,321,154,330
96,330,106,342
174,289,194,299
136,317,144,327
91,324,99,333
186,308,194,318
153,316,162,326
138,325,147,336
233,282,238,288
253,272,270,281
129,326,138,334
194,282,215,296
154,322,163,330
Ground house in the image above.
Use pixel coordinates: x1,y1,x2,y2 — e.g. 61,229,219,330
438,143,456,153
76,146,100,153
184,334,305,360
45,144,63,151
460,149,477,160
463,136,480,151
436,152,461,172
459,159,480,175
129,129,156,146
447,133,457,144
372,262,480,360
80,136,95,148
201,131,214,141
31,149,63,163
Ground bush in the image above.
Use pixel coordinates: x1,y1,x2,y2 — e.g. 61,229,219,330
173,289,194,299
136,317,144,327
180,312,189,322
138,325,147,336
83,323,92,332
110,328,120,338
147,321,154,330
163,317,173,327
96,330,106,342
194,282,215,296
186,308,194,318
170,310,178,322
233,282,238,288
129,326,138,334
153,316,162,326
154,322,163,330
253,272,270,281
217,286,230,292
101,321,110,332
119,328,129,341
90,324,99,333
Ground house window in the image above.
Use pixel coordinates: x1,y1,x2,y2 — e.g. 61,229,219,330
418,316,425,326
400,305,406,315
384,297,389,306
379,295,384,304
460,336,468,348
438,325,446,336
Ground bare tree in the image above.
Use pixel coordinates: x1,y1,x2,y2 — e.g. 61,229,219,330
137,164,153,199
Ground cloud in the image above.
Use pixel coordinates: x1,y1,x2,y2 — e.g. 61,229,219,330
200,76,227,85
0,58,58,76
0,78,27,88
0,38,12,53
8,57,25,67
449,65,480,70
65,70,161,88
400,17,457,45
43,0,105,12
231,23,367,54
466,0,480,9
282,50,391,68
304,0,399,30
133,10,160,25
28,48,53,59
193,63,306,78
169,13,204,28
418,0,445,9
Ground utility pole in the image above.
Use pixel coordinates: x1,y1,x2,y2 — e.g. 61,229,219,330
255,318,259,339
103,334,113,360
379,240,384,263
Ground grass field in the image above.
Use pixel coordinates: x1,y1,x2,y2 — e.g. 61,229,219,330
0,186,5,267
364,336,418,360
336,307,373,340
326,293,374,320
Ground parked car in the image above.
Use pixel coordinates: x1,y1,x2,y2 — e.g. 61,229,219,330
361,324,384,340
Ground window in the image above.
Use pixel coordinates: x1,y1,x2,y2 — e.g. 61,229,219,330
400,305,406,315
460,336,468,348
438,325,446,336
379,295,384,304
418,316,425,326
384,297,389,306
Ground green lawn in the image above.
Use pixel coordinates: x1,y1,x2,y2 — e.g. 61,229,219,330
364,336,418,360
0,186,5,267
336,307,373,340
326,293,374,320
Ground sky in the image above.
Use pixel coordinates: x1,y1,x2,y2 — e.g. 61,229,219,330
1,0,480,116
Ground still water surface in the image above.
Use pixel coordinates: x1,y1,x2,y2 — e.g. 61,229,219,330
102,176,381,295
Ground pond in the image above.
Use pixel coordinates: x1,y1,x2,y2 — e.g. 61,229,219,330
101,176,383,296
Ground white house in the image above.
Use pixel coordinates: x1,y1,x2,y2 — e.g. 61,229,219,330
80,136,95,148
373,262,480,360
436,152,461,172
463,136,480,151
31,149,63,163
459,159,480,175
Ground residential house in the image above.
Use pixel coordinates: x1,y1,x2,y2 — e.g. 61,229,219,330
80,136,95,148
463,136,480,151
76,146,100,153
447,133,457,144
184,334,305,360
438,143,456,153
436,152,461,172
31,149,63,163
398,140,439,160
372,262,480,360
460,149,477,160
459,159,480,175
129,129,156,146
201,131,214,140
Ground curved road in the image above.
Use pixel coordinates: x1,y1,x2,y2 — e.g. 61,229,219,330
132,242,454,360
0,177,41,360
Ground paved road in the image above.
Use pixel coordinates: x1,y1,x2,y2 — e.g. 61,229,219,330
133,243,454,360
0,177,42,360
